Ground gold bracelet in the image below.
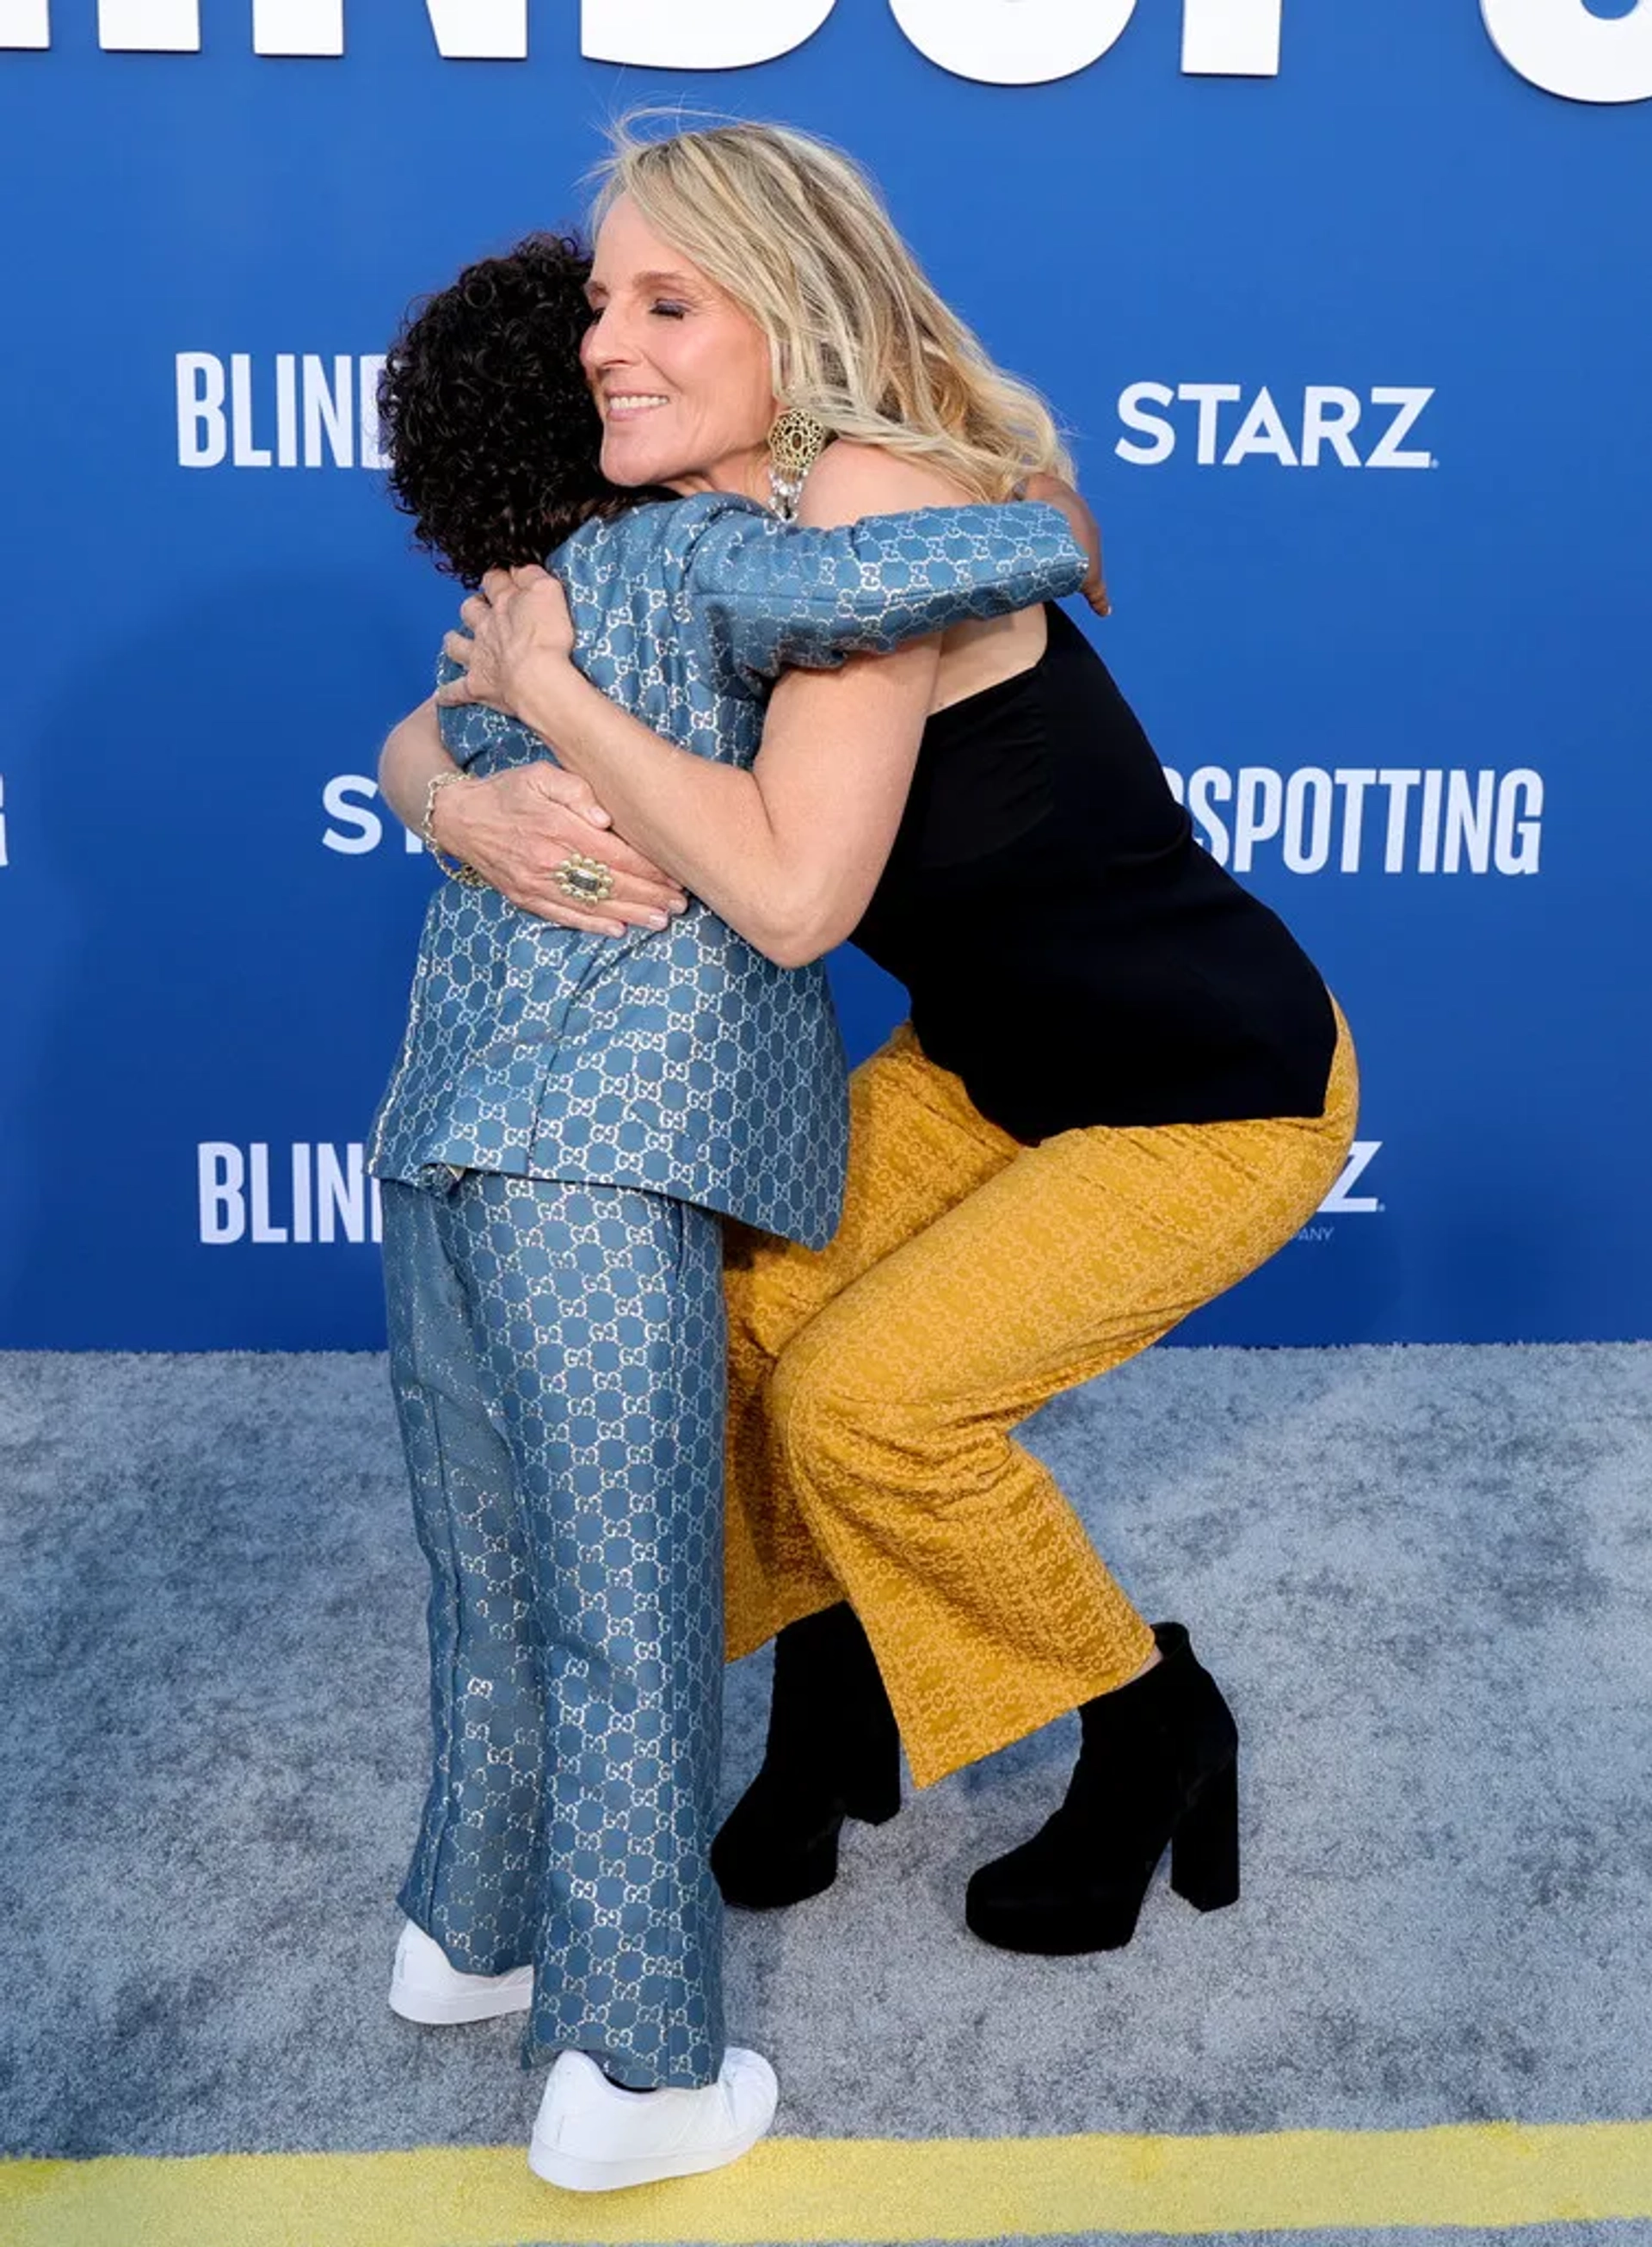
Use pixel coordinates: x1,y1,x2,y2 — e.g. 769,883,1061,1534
421,770,485,887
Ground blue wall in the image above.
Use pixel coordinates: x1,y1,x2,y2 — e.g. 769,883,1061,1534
0,2,1647,1349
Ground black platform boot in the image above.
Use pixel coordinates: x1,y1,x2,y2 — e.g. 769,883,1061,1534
712,1602,903,1910
964,1621,1239,1955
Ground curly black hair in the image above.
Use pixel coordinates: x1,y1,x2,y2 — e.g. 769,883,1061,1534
379,232,636,588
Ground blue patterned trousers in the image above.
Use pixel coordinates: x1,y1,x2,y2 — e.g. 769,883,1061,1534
380,1173,727,2090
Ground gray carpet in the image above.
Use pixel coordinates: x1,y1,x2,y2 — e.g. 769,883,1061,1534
3,1342,1650,2234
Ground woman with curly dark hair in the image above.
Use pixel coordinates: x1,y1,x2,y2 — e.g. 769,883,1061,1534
380,234,649,585
365,231,1091,2193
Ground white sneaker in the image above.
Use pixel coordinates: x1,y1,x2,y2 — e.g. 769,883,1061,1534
527,2046,780,2192
387,1919,533,2025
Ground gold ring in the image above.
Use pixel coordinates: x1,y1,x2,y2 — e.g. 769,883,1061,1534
553,851,617,906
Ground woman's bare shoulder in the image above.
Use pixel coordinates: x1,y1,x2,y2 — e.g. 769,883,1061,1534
799,441,976,528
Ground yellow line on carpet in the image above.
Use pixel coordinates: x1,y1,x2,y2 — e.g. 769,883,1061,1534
4,2119,1652,2245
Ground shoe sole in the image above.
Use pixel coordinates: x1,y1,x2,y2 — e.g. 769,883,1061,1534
389,1970,533,2026
717,1853,840,1911
527,2124,768,2193
716,1799,903,1912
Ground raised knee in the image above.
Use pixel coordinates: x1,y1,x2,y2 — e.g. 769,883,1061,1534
767,1339,858,1467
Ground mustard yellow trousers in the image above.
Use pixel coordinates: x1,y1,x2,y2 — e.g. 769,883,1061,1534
724,1009,1359,1788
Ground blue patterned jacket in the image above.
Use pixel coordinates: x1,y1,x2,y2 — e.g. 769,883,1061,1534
367,491,1086,1247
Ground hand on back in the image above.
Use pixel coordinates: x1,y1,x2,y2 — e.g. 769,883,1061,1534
436,565,575,721
434,760,689,938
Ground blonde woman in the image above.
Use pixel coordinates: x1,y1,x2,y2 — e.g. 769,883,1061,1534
441,122,1356,1974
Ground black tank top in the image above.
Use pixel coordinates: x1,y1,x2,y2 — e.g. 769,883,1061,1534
851,605,1337,1142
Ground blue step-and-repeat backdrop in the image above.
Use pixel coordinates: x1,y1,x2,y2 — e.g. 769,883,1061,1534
0,2,1647,1350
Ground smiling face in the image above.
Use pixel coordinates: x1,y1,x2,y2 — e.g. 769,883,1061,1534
581,194,779,502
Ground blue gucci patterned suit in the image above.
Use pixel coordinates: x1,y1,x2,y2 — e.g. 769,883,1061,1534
373,493,1087,2089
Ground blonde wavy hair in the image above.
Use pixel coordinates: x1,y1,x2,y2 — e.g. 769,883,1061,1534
591,116,1073,502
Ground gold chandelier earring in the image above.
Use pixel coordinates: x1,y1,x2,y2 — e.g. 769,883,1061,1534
767,406,833,519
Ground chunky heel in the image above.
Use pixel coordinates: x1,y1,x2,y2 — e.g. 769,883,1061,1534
712,1602,902,1911
965,1621,1241,1956
1168,1755,1240,1912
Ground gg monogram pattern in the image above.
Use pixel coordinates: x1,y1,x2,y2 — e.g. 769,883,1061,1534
367,494,1088,1250
724,1013,1358,1788
383,1173,728,2090
371,494,1086,2088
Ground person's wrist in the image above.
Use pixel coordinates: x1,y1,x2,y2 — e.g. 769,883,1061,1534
422,769,486,886
428,771,478,853
515,651,584,743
